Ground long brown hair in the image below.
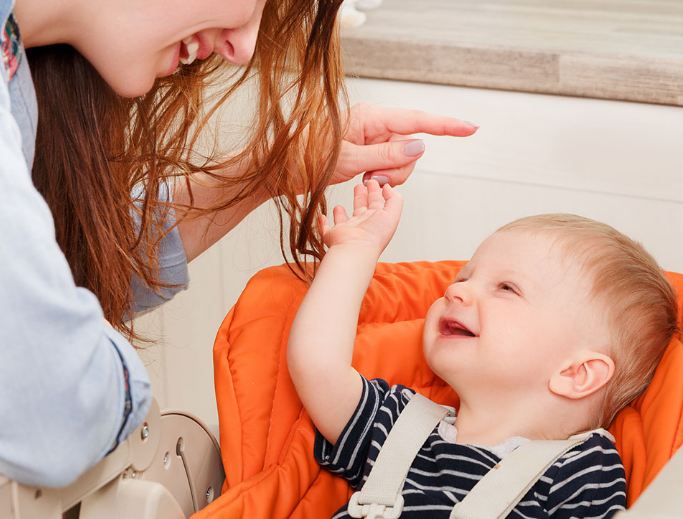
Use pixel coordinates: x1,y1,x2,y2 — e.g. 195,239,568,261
28,0,345,337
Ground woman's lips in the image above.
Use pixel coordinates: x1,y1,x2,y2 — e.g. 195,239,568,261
161,34,213,78
180,34,213,65
195,35,213,60
161,43,182,77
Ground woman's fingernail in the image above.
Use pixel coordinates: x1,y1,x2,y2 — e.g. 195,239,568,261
404,139,425,157
367,175,389,186
465,121,480,129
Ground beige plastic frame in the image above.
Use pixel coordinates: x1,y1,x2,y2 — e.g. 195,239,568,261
0,400,224,519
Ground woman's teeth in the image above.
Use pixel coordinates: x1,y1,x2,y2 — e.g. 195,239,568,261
180,37,200,65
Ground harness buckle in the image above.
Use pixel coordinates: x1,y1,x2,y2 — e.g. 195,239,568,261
348,492,404,519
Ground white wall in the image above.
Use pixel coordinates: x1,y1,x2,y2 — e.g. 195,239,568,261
135,78,683,426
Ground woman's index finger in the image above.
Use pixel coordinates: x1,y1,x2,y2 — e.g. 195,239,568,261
372,106,479,137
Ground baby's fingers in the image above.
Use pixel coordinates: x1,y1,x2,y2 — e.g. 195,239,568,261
382,184,403,218
366,179,384,210
333,205,349,225
353,183,368,217
317,210,329,237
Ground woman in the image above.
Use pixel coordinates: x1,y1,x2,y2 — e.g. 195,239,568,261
0,0,477,487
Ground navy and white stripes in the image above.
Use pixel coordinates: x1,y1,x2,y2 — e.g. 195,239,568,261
314,377,627,518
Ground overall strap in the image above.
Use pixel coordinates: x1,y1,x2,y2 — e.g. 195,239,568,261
347,392,451,519
450,429,613,519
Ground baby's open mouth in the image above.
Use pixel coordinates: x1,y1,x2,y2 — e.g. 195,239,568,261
439,318,477,338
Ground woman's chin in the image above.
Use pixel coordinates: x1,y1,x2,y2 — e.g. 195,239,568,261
108,74,157,98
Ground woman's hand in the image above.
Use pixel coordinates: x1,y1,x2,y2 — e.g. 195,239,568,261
332,103,478,187
320,179,403,257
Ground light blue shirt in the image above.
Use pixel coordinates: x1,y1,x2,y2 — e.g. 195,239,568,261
0,1,189,487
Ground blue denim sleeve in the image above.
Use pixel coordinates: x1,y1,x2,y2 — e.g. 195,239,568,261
129,181,189,316
0,72,151,488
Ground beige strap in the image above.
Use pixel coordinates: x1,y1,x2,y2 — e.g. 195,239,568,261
348,392,451,519
346,390,612,519
450,429,612,519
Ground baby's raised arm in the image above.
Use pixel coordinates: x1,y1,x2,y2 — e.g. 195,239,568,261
287,180,403,444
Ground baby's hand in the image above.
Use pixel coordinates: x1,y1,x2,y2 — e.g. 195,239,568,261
320,179,403,256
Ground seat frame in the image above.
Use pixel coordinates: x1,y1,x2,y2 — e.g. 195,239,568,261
0,400,224,519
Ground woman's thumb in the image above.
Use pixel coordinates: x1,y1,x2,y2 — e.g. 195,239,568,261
344,139,425,176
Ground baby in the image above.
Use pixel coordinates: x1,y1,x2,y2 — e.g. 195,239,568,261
287,180,678,518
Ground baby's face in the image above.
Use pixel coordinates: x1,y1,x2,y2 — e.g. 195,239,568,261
423,230,609,400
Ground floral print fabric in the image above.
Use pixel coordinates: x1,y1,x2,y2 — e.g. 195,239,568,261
1,13,21,80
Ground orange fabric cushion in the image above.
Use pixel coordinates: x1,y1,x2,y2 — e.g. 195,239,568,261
194,262,683,518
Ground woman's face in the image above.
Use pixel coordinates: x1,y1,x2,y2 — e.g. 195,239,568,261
77,0,266,97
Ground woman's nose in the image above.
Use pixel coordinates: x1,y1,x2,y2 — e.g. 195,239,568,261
444,282,472,305
216,12,263,65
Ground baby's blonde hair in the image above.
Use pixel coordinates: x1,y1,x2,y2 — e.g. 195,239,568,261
498,214,679,427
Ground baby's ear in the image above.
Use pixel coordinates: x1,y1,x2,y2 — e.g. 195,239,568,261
548,350,615,399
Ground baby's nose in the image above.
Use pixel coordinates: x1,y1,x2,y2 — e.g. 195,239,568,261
444,282,472,305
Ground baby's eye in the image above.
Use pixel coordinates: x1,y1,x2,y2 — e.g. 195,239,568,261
498,282,520,295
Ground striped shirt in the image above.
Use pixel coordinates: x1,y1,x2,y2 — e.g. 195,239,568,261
314,377,627,518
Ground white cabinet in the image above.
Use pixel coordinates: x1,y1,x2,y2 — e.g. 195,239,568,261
344,78,683,270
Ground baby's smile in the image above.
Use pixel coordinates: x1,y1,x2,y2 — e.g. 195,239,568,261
438,316,478,339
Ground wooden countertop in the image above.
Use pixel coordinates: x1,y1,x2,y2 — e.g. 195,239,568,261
340,0,683,106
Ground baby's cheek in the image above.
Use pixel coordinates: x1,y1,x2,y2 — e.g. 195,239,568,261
421,305,441,340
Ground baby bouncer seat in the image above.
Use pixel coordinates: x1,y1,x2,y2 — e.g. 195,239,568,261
195,261,683,518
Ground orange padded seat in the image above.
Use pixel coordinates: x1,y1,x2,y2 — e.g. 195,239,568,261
194,262,683,518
